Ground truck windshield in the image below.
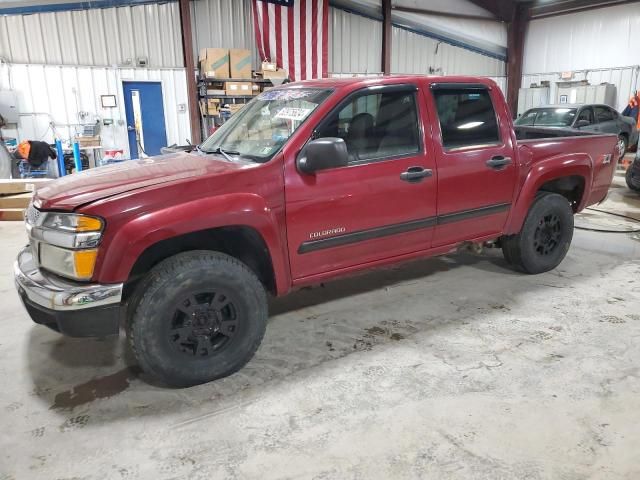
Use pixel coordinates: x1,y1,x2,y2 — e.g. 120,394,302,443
515,108,577,127
199,87,332,162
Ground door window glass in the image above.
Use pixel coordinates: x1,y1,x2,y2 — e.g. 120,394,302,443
432,88,500,149
594,106,614,122
316,90,420,164
577,107,594,124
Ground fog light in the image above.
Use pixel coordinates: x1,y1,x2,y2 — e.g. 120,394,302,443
40,244,98,280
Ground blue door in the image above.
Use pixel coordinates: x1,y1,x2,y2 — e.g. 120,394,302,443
122,81,168,159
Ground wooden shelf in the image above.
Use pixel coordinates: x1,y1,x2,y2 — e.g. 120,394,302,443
199,77,273,84
200,95,255,99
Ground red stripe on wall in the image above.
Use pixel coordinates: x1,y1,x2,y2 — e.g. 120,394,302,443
261,1,270,62
311,0,318,79
252,1,265,61
274,5,282,70
322,0,328,77
299,0,306,80
288,4,296,81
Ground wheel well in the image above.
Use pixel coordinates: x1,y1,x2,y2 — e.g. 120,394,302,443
123,226,277,300
538,175,585,212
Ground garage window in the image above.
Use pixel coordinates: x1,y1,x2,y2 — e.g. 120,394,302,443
432,88,500,149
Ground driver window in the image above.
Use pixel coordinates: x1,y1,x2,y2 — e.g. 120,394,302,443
577,108,594,125
316,90,420,164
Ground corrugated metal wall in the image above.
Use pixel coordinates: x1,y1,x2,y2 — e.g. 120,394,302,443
327,7,505,78
0,2,182,67
391,26,505,77
0,63,191,157
329,7,383,75
522,67,640,112
190,0,258,68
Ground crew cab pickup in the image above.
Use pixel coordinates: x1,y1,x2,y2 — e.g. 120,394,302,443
14,76,618,386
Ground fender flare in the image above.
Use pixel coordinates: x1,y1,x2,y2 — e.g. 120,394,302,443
504,153,593,235
94,193,290,293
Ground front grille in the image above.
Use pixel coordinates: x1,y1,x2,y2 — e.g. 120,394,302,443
25,203,41,225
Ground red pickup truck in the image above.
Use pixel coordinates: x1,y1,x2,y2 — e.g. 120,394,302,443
15,76,618,386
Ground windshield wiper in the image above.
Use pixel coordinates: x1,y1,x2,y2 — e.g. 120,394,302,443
198,145,239,161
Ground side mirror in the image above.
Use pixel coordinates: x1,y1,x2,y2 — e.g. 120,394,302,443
575,119,590,128
297,137,349,174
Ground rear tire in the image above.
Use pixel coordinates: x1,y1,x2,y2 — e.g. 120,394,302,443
626,165,640,192
126,251,267,387
501,192,574,274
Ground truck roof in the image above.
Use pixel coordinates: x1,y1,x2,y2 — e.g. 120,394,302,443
279,75,498,90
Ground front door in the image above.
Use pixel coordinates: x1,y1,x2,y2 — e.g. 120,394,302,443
123,81,168,158
427,83,517,246
285,84,437,281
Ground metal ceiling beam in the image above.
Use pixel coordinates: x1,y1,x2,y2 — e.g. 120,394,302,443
529,0,639,19
391,5,503,22
178,0,201,144
506,2,530,117
466,0,514,21
382,0,392,74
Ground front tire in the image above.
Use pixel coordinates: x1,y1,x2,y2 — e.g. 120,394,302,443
501,193,574,274
127,251,267,387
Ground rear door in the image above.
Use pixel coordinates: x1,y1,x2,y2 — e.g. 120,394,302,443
284,84,437,281
426,83,517,247
594,105,618,134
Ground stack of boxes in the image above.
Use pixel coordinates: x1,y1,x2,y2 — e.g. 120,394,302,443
198,47,260,118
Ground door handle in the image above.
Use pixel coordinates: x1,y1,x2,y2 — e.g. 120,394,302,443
127,125,135,132
486,156,512,170
400,166,433,183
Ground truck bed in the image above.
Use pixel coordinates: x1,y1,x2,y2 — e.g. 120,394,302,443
514,126,618,207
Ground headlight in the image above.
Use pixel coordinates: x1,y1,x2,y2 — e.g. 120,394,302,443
29,212,104,281
39,244,98,280
41,213,103,233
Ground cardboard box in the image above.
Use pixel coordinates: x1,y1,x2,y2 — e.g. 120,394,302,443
206,89,227,96
0,179,51,196
261,60,277,72
225,81,252,96
75,135,101,147
199,48,230,78
207,98,221,115
0,192,32,209
262,68,288,80
228,104,245,115
0,208,26,221
230,49,252,79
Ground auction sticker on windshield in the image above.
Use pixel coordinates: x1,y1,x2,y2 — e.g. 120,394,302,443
274,107,313,121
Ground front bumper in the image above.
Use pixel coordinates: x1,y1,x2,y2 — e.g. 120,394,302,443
14,247,123,337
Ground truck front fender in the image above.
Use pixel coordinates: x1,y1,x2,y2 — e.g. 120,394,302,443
504,153,593,235
94,193,290,294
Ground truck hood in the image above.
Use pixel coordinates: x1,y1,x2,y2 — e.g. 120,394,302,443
34,152,251,210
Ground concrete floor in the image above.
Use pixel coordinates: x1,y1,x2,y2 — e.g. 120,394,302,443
1,175,639,479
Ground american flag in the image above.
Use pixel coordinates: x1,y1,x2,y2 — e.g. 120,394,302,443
251,0,328,82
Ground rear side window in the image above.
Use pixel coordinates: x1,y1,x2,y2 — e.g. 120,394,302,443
595,106,615,122
433,88,500,149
